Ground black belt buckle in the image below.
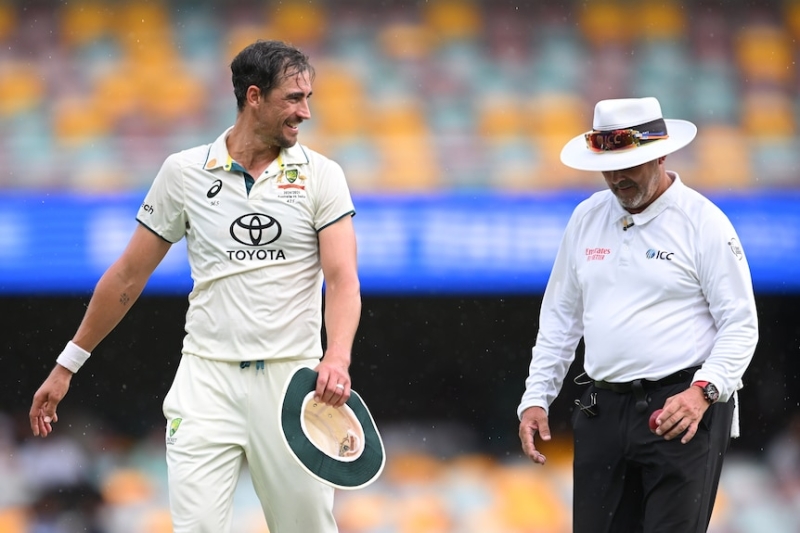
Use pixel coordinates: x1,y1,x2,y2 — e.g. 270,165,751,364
574,391,598,418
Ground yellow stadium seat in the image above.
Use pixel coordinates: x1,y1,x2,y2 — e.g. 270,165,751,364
633,1,687,41
535,135,594,189
577,0,632,47
114,0,170,34
0,507,28,533
114,1,174,62
490,464,570,532
422,0,482,42
524,93,591,188
536,433,575,467
59,1,112,48
52,96,112,142
312,101,364,138
0,62,45,116
93,64,142,122
335,492,393,532
94,54,206,126
396,492,452,533
223,25,270,64
378,22,434,61
368,99,428,138
308,62,366,137
525,93,586,140
139,507,173,533
367,99,440,189
265,1,328,47
383,452,446,485
0,2,17,42
101,468,156,506
735,24,794,85
709,483,729,528
692,124,751,189
740,90,795,137
476,94,525,139
140,67,208,123
783,0,800,41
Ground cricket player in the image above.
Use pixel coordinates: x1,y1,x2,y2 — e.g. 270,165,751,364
30,39,361,533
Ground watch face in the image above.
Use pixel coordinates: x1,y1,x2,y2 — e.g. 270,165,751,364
705,383,720,403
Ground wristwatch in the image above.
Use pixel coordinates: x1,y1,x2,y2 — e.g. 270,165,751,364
692,381,719,404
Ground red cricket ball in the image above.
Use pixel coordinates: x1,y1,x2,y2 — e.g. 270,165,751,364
649,409,663,432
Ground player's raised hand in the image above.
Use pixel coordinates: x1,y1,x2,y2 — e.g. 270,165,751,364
29,365,73,437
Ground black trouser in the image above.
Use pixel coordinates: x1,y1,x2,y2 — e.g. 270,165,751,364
571,379,735,533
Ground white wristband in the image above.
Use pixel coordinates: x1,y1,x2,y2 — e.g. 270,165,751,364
56,341,91,373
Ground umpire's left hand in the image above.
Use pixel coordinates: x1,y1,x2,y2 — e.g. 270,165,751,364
654,387,710,444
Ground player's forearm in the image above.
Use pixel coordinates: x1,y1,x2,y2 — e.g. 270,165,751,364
71,260,147,352
322,277,361,367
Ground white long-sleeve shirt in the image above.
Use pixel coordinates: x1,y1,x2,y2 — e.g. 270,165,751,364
518,173,758,418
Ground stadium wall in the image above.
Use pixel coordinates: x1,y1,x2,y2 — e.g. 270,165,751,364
3,294,797,456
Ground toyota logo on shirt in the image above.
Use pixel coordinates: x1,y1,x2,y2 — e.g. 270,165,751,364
230,213,282,246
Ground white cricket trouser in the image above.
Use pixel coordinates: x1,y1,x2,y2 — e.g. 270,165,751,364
162,354,337,533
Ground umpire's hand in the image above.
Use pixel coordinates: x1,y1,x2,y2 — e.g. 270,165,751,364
655,386,711,444
29,364,73,437
519,406,550,465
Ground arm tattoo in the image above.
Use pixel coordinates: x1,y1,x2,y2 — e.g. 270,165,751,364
120,293,130,306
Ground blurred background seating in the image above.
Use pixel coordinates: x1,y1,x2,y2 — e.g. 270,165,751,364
1,0,800,193
1,409,798,533
2,1,800,531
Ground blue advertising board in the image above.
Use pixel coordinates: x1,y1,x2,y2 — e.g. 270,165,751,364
0,191,797,295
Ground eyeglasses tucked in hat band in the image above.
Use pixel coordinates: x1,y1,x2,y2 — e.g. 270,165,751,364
584,118,669,153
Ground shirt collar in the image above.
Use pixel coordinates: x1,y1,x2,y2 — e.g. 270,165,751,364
613,171,683,228
203,126,310,172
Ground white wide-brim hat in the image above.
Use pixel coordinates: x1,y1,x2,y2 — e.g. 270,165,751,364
560,97,697,172
280,366,386,490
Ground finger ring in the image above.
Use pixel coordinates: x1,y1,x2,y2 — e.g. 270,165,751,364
336,383,345,389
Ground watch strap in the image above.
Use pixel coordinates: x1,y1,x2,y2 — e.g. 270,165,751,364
692,380,717,404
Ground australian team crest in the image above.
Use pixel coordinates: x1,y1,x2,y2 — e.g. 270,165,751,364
167,418,182,444
278,168,307,196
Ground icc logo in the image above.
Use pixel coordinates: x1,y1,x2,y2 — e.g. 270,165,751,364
646,249,674,260
230,213,282,246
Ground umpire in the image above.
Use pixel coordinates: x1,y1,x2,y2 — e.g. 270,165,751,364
517,97,758,533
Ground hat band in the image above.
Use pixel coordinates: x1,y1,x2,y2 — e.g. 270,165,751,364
585,118,669,153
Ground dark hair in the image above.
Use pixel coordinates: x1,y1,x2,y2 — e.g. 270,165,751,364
230,40,315,112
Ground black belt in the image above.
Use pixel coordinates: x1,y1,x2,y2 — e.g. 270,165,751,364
592,366,700,394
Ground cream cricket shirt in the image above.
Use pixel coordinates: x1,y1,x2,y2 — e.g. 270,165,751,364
136,128,355,362
518,173,758,417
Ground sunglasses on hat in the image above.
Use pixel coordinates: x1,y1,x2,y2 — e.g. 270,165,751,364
584,128,669,153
